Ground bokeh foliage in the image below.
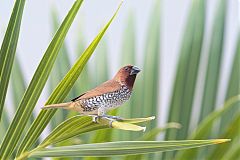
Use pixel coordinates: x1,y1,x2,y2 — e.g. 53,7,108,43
0,0,238,160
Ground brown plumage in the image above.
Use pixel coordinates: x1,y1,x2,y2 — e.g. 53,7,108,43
42,65,141,120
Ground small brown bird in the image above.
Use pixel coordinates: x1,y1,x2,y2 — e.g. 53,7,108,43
42,65,141,121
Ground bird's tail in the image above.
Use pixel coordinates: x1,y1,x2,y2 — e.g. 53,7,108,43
42,102,72,110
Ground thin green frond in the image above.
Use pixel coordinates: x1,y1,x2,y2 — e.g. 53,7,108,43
16,2,123,158
0,0,84,159
28,140,230,158
0,0,26,120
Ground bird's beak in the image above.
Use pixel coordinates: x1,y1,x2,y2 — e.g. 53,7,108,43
130,66,141,75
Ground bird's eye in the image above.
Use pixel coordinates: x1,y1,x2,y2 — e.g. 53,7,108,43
124,67,129,71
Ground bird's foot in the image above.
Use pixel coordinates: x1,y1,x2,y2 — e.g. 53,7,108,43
92,116,98,123
91,115,123,126
102,115,123,121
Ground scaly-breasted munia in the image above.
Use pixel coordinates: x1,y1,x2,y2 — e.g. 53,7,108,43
42,65,141,121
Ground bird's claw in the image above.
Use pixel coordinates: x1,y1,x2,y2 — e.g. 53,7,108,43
112,116,123,121
102,115,123,121
92,116,98,123
92,115,123,125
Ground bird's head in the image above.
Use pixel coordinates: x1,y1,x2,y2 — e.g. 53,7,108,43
114,65,141,89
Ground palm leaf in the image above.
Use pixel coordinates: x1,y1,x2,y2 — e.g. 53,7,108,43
124,123,181,160
48,8,72,129
206,31,240,159
163,1,205,159
38,116,153,149
28,140,230,158
16,116,153,160
165,0,205,141
0,0,26,120
0,56,26,141
198,0,227,122
208,112,240,159
175,95,240,159
0,0,84,159
10,55,36,143
221,138,240,160
176,0,205,140
219,32,240,130
207,32,240,160
141,0,161,130
16,2,122,158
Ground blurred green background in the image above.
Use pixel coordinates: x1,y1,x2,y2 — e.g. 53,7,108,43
0,0,239,159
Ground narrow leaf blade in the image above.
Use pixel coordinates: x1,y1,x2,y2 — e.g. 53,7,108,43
199,0,227,123
0,0,84,159
29,140,230,158
16,2,122,157
175,95,240,159
0,0,26,120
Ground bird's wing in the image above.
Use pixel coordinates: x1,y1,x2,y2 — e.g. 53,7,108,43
71,79,121,102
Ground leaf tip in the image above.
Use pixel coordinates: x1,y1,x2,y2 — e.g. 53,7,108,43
213,139,231,144
150,116,155,120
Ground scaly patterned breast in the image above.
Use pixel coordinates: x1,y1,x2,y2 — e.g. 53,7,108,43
81,85,132,112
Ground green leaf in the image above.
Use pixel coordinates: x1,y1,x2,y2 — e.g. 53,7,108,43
165,0,205,142
38,116,153,149
48,8,72,129
0,0,26,121
219,32,240,130
176,0,205,140
10,55,36,143
164,1,204,160
141,0,160,130
16,2,122,157
16,115,153,160
208,112,240,159
28,139,230,158
198,0,227,123
208,32,240,160
175,95,240,159
220,138,240,160
0,0,84,159
39,116,105,148
124,123,181,160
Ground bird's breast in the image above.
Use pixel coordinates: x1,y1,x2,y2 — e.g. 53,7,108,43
106,85,132,108
81,85,132,111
